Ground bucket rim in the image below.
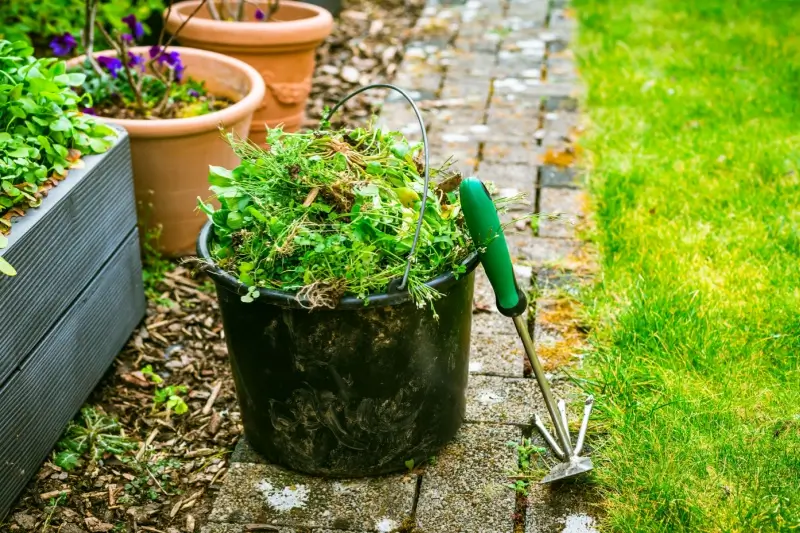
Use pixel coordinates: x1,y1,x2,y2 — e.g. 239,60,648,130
196,221,479,310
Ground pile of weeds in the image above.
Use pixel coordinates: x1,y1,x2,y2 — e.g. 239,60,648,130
200,122,479,308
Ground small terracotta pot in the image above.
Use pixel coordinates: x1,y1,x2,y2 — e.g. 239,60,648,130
163,0,333,138
69,47,265,256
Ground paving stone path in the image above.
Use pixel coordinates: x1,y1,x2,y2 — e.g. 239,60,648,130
202,0,598,531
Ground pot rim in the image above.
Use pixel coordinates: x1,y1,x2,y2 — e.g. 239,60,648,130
68,46,266,138
196,221,480,310
164,0,334,48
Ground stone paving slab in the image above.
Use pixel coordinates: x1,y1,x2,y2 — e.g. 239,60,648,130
542,95,578,112
540,164,579,188
526,484,599,533
465,374,542,424
202,525,364,533
416,423,520,533
537,188,585,239
207,463,417,531
470,333,526,377
483,141,543,166
541,111,579,147
507,235,583,268
479,162,537,196
472,309,522,336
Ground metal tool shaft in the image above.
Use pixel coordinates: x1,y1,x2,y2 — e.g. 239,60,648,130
512,315,573,457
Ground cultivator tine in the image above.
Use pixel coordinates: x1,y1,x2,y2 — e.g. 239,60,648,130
557,399,571,447
573,396,594,456
534,414,566,461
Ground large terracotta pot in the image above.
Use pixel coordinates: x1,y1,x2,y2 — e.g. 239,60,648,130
70,47,265,256
163,0,333,138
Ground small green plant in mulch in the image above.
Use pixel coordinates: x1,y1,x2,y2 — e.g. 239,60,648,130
52,408,137,471
121,458,183,502
141,364,189,416
200,122,479,309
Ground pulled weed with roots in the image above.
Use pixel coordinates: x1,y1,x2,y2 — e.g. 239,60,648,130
200,121,492,308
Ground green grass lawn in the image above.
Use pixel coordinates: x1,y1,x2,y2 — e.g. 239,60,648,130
573,0,800,530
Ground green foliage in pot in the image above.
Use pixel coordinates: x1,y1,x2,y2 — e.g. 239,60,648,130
70,0,229,119
200,124,476,307
0,0,165,55
0,40,117,275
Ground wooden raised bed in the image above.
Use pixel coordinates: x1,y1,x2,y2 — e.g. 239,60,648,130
0,127,145,518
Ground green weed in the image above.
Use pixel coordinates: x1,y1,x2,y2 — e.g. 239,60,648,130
141,364,189,416
505,438,547,495
53,408,137,470
200,125,476,308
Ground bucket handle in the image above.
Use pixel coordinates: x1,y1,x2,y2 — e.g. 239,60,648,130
324,83,430,292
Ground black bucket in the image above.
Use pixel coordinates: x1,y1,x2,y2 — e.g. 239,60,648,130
198,223,478,476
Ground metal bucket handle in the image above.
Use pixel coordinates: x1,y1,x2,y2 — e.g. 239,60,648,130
324,83,430,292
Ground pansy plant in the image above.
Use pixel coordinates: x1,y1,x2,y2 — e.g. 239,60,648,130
66,0,226,119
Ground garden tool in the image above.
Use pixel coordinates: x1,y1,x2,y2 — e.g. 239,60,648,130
460,177,594,484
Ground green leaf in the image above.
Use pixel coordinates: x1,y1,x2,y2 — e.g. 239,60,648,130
53,450,80,471
208,165,233,186
0,257,17,277
227,211,244,230
90,123,116,138
49,116,72,132
88,137,111,153
0,235,8,249
246,205,267,223
67,73,86,86
6,147,29,158
366,161,384,176
8,106,26,119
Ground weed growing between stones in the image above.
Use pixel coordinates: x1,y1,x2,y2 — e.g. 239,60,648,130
506,437,548,495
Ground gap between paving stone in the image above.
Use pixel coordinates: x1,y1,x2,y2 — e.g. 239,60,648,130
537,188,585,240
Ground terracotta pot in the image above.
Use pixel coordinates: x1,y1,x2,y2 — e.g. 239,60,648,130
163,0,333,138
69,47,265,256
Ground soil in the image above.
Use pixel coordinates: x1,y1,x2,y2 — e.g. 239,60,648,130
2,0,425,531
92,95,232,120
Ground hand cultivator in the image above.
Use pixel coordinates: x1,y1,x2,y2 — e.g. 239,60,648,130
460,177,595,483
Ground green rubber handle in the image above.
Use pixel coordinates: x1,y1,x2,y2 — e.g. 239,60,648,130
460,177,527,317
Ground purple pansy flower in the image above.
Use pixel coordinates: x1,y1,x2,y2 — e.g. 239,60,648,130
255,8,265,20
188,89,200,98
97,56,124,78
122,14,144,41
121,33,133,43
148,46,185,80
49,33,77,57
81,107,96,115
161,50,181,67
128,52,145,71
